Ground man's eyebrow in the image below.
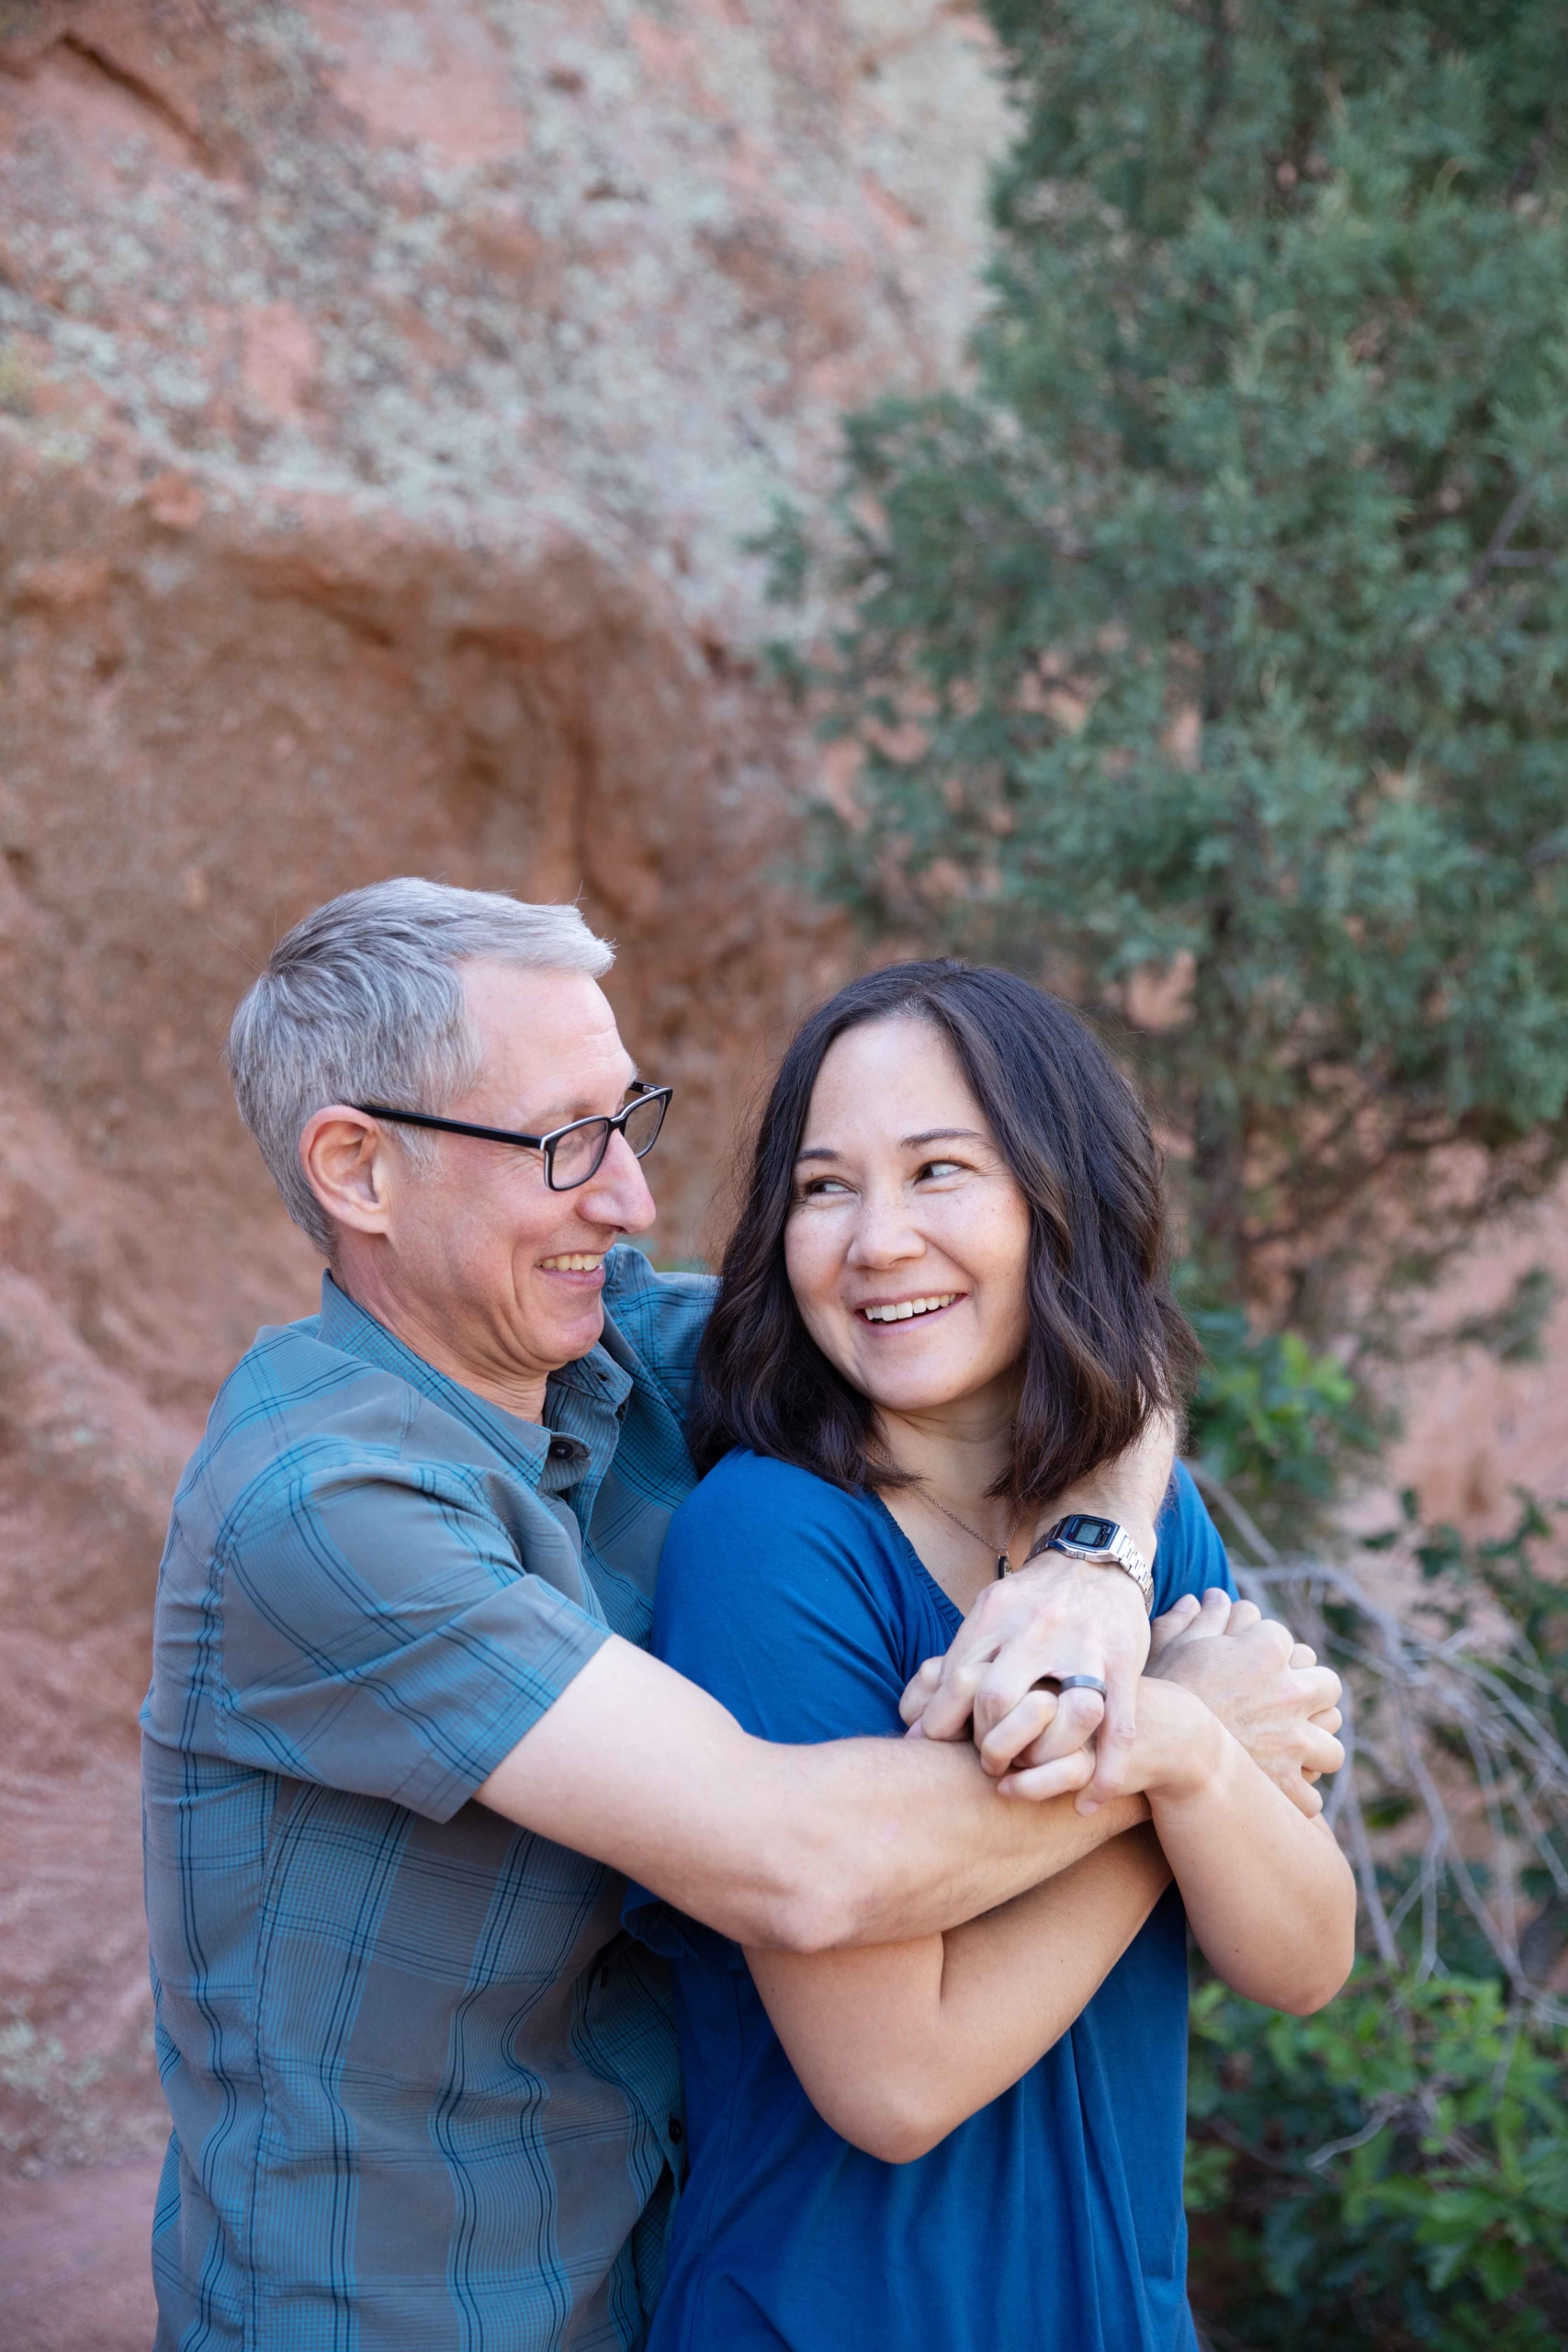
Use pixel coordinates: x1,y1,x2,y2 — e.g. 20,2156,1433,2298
514,1072,641,1129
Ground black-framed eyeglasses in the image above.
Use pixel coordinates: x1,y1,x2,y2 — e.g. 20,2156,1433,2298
353,1080,672,1193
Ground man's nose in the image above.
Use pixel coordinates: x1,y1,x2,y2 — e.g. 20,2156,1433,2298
577,1125,657,1234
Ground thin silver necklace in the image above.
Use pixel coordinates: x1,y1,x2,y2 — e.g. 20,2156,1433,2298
921,1489,1031,1579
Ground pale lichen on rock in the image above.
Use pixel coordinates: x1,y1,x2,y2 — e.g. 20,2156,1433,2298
0,0,1011,2183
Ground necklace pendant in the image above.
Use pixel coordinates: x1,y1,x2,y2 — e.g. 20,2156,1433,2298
997,1552,1011,1578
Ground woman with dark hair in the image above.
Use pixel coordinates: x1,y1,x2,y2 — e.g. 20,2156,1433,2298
627,962,1355,2352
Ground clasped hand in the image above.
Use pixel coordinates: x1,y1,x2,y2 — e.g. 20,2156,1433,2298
902,1586,1345,1819
897,1412,1181,1809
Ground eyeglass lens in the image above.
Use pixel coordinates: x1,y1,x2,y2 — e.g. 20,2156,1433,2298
620,1090,668,1159
547,1091,668,1190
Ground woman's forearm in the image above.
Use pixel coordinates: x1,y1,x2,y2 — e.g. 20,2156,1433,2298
746,1826,1169,2163
1149,1721,1356,2013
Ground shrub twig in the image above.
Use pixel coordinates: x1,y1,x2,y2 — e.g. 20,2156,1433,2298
1188,1462,1568,2017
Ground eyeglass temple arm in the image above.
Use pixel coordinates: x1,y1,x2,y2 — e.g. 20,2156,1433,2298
352,1106,550,1147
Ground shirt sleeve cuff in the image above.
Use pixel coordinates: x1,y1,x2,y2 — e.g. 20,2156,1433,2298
388,1607,612,1825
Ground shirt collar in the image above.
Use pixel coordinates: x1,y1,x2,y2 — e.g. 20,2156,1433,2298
316,1272,630,1491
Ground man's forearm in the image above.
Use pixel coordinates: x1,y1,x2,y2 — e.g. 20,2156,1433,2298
774,1731,1147,1949
479,1633,1145,1954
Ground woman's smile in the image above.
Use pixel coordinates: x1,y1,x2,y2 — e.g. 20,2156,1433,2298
855,1292,964,1325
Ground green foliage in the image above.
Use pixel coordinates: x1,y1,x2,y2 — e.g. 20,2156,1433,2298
1179,1363,1568,2347
1187,1971,1568,2350
772,7,1568,2336
788,0,1568,1311
1181,1277,1374,1540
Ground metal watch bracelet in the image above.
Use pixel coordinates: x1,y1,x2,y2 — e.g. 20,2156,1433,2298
1024,1514,1156,1613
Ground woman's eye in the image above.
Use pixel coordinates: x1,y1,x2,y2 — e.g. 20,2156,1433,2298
917,1159,965,1182
796,1176,852,1200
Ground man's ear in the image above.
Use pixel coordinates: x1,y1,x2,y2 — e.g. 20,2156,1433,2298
299,1105,395,1240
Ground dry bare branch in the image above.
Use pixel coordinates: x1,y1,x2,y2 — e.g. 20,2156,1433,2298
1188,1461,1568,2017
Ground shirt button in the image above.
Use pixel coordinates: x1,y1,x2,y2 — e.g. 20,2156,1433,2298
667,2117,683,2143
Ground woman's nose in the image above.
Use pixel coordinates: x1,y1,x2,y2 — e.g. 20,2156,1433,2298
846,1192,923,1267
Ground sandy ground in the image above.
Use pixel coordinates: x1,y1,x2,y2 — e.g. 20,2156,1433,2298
0,2155,162,2351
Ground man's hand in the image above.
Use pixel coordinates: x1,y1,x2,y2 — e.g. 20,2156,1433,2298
1145,1589,1345,1816
899,1557,1152,1806
897,1409,1177,1810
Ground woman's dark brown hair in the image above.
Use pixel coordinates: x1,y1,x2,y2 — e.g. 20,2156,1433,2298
690,960,1196,1502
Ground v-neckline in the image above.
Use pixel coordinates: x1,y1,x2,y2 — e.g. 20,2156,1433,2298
865,1488,970,1632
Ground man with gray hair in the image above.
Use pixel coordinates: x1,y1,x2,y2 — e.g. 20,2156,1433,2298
141,878,1179,2351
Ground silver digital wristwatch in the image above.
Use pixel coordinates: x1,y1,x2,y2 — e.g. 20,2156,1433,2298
1028,1512,1156,1614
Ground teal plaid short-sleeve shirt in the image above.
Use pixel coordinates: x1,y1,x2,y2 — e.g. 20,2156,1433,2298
141,1248,714,2352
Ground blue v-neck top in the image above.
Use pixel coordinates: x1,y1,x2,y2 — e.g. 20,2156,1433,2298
626,1452,1234,2352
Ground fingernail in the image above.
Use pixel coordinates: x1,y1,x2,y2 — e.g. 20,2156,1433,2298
1076,1797,1100,1816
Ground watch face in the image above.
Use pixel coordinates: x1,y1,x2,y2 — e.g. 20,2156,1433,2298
1062,1514,1119,1550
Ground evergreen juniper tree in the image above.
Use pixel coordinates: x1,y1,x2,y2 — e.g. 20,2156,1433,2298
784,0,1568,1326
768,22,1568,2334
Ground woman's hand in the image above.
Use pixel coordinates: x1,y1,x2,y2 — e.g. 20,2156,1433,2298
981,1588,1344,1814
1143,1589,1345,1816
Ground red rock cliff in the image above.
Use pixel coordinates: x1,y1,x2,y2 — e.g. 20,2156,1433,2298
0,0,1010,2169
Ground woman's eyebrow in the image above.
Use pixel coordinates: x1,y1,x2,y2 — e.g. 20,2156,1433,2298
795,1125,987,1165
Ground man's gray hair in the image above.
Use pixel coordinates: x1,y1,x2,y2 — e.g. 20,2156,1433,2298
228,878,615,1256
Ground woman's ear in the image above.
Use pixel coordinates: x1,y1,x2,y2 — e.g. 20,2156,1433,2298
299,1105,393,1241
